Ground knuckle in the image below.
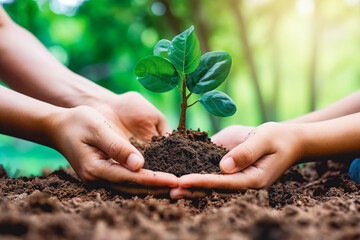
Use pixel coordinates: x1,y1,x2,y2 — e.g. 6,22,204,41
108,141,126,162
259,121,279,132
126,91,142,99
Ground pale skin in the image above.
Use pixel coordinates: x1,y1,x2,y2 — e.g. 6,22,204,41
170,91,360,198
0,7,177,194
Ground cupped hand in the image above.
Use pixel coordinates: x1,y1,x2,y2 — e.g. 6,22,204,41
211,125,255,150
170,122,303,198
90,91,172,142
48,106,178,194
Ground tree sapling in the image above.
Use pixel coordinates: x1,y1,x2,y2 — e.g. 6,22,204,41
134,25,236,134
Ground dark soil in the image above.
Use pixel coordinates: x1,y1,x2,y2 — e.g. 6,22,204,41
0,158,359,240
138,130,228,177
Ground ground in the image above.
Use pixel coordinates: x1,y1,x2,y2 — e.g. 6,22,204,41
0,159,359,240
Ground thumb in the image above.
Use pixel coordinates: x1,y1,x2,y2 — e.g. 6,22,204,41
89,124,144,171
220,136,269,174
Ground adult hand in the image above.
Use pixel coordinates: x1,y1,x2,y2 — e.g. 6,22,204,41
211,125,255,150
48,106,178,193
170,122,302,198
88,91,172,142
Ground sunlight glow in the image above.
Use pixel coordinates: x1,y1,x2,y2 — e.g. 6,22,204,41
296,0,314,17
49,0,87,16
345,0,360,6
0,0,15,4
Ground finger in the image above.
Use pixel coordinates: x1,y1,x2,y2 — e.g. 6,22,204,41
179,168,264,190
211,132,227,147
91,159,179,187
220,137,270,174
169,187,207,199
156,114,172,136
89,124,144,171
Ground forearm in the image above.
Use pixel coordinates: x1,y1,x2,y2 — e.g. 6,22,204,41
0,8,113,108
285,91,360,123
298,113,360,160
0,85,61,147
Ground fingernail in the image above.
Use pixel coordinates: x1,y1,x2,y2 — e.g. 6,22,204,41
220,156,236,173
126,153,143,171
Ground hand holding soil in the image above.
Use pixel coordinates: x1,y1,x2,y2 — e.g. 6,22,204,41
47,106,178,191
172,123,302,198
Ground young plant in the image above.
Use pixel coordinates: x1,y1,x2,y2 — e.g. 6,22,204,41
134,25,236,134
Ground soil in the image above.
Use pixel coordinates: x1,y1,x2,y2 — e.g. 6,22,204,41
138,130,228,177
0,158,359,240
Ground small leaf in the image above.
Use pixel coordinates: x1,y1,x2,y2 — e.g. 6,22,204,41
168,25,201,75
153,39,171,58
134,56,180,93
187,51,232,94
199,91,236,117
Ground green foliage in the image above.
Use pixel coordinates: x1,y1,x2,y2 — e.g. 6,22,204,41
153,39,171,58
200,91,237,117
187,51,232,94
168,25,201,75
134,25,236,129
135,56,180,93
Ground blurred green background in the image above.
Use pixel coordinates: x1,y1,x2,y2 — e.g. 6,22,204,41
1,0,359,177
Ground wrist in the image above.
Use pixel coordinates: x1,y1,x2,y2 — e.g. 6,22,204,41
41,106,71,150
282,123,308,163
62,75,116,108
293,122,325,160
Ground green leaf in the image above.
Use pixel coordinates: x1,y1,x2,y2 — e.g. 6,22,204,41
134,56,180,93
199,91,236,117
168,25,201,75
153,39,171,58
187,51,232,94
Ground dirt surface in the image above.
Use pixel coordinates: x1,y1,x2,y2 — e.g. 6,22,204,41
0,158,359,240
135,130,228,177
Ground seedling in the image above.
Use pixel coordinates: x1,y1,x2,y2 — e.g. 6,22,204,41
134,26,236,134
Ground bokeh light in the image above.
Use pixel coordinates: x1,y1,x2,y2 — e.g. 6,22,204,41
151,1,166,16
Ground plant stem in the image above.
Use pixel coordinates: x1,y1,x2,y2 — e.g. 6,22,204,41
177,75,187,134
187,99,199,108
176,86,183,93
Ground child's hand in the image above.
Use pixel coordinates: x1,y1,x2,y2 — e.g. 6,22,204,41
211,125,255,150
48,106,178,193
170,122,302,198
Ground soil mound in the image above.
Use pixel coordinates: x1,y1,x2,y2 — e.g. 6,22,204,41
139,130,228,176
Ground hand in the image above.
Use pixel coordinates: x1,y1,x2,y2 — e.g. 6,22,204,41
48,106,178,194
89,91,172,142
211,125,255,150
170,122,302,198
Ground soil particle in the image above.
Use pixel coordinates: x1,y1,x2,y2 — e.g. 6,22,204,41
139,130,228,177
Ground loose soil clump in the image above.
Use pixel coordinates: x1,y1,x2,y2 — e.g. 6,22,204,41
0,158,359,240
139,130,228,176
